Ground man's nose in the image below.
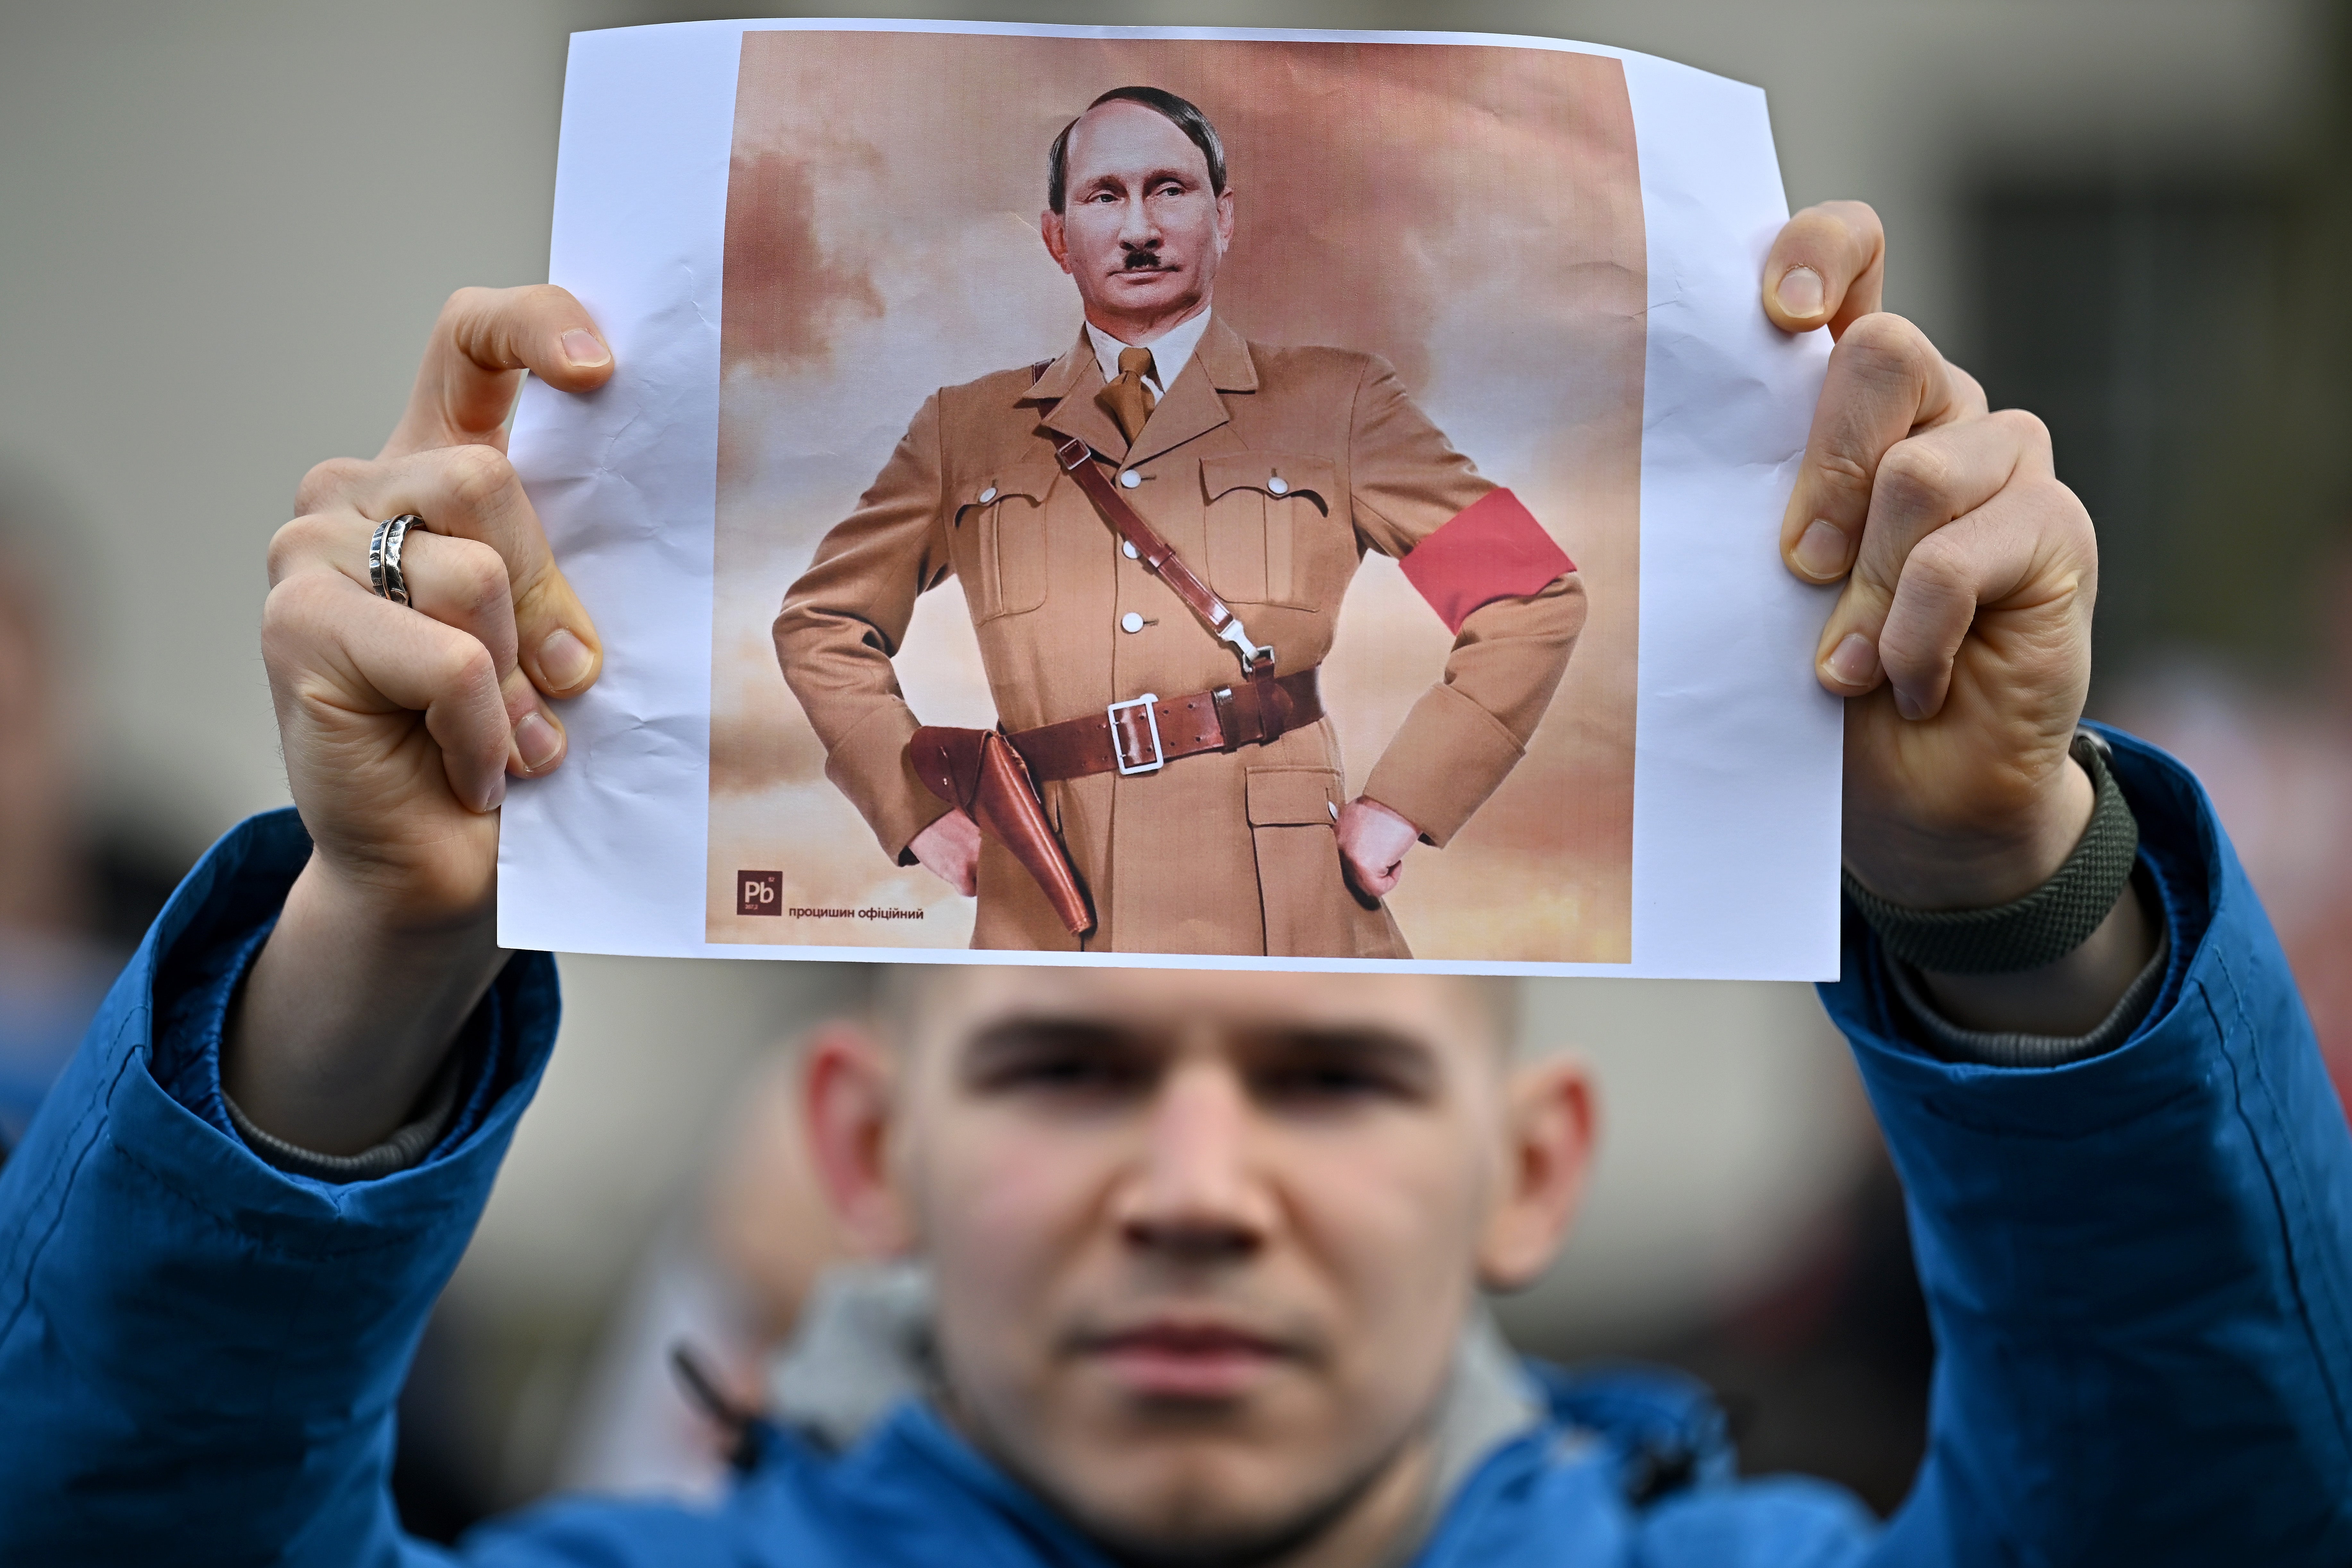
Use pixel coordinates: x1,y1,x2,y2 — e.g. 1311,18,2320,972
1115,191,1160,251
1114,1059,1273,1262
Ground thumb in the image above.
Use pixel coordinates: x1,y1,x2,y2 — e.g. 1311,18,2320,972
1762,200,1886,339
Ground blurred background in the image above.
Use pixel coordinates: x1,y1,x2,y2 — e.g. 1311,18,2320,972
2,0,2347,1537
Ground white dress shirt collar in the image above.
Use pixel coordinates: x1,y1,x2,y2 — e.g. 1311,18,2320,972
1085,306,1214,400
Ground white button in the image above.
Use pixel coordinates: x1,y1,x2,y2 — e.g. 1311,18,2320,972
1121,611,1145,634
1123,541,1139,559
978,486,997,503
1268,475,1289,495
1119,469,1141,489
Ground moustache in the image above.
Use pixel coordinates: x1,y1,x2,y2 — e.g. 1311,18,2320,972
1117,248,1172,272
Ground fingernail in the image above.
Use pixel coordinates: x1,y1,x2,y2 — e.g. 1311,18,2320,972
560,329,610,368
481,774,507,813
1793,519,1848,580
1893,686,1925,721
1777,265,1825,318
515,710,563,773
1824,633,1879,688
540,627,594,690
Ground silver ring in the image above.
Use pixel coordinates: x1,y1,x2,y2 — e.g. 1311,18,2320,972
367,514,427,607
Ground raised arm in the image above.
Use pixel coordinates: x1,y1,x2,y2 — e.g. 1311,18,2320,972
0,287,624,1565
1763,203,2352,1562
232,285,613,1154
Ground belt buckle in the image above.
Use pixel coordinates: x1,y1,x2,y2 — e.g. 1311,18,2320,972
1108,694,1164,775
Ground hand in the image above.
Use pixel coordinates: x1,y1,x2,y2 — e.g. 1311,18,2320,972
1765,203,2153,1033
1336,796,1417,900
910,809,982,895
1766,202,2096,909
225,286,614,1154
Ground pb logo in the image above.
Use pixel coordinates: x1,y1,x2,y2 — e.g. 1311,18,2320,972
737,870,782,916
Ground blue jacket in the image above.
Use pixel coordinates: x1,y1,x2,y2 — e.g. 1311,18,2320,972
3,728,2348,1565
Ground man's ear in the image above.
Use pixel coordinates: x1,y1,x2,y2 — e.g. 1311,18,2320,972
1041,208,1072,274
1214,187,1236,255
803,1019,917,1257
1475,1055,1597,1292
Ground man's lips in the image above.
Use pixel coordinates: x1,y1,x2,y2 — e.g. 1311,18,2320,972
1076,1321,1296,1399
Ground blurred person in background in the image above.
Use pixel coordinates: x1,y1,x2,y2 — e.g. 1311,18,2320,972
2,191,2348,1565
0,474,190,1162
557,1036,858,1502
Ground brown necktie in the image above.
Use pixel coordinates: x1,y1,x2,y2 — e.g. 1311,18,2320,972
1096,345,1158,444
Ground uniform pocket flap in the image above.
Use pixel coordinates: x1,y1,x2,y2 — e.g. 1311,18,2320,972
1202,452,1336,512
952,460,1062,523
1246,767,1342,827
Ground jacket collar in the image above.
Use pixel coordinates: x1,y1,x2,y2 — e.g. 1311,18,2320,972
1025,312,1258,466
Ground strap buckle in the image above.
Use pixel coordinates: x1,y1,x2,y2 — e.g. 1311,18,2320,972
1108,694,1164,775
1053,435,1092,472
1217,619,1274,671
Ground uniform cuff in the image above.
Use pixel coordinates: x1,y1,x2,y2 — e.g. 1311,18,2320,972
826,702,951,863
1362,682,1526,848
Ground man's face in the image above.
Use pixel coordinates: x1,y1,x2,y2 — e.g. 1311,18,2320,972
884,968,1529,1564
1043,101,1236,337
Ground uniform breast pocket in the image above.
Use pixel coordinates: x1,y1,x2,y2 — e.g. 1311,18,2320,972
950,462,1059,621
1200,452,1337,609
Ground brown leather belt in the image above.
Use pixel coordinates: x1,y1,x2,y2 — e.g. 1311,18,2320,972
1009,669,1323,783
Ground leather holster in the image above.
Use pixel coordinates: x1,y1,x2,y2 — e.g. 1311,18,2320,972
908,727,1096,937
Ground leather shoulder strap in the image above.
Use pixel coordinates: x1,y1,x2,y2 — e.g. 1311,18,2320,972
1051,436,1235,642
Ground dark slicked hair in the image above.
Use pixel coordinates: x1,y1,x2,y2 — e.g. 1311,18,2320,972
1047,86,1228,215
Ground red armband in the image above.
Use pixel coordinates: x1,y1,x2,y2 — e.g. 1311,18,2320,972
1395,488,1574,635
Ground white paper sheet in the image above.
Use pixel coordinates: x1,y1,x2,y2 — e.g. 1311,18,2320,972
500,19,1840,979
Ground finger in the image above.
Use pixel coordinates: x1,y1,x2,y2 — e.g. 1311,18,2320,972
276,510,567,774
266,572,512,813
389,534,570,777
1780,314,1971,586
275,515,523,677
923,844,977,897
914,811,981,895
346,445,603,701
1762,201,1886,338
1343,847,1399,900
1815,409,2052,701
1872,474,2081,721
379,284,614,461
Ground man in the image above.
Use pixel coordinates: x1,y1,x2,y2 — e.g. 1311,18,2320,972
1,202,2348,1565
774,87,1585,957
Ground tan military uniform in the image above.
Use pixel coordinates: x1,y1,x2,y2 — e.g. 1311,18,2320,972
775,315,1586,957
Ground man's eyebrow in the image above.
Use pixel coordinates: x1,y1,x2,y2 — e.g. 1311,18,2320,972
955,1014,1151,1071
1249,1024,1444,1088
1081,165,1200,192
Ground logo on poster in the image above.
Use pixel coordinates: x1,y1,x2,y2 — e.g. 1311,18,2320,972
737,870,782,915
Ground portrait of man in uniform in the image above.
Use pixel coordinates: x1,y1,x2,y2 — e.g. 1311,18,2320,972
707,35,1647,965
775,84,1583,958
